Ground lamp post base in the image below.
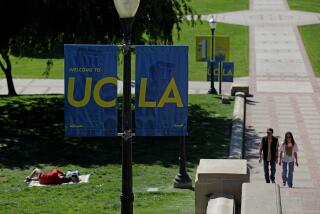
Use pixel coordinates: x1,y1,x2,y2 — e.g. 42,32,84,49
208,88,218,94
173,173,192,189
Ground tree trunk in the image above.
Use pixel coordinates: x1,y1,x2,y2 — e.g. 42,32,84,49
5,72,17,96
0,51,17,96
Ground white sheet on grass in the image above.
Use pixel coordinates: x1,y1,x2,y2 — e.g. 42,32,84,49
28,174,90,187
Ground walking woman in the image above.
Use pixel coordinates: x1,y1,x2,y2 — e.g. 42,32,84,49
279,131,299,188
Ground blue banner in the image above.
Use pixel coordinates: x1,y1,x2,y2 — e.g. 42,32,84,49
222,62,234,82
64,45,118,137
135,46,188,136
215,54,226,62
207,61,219,82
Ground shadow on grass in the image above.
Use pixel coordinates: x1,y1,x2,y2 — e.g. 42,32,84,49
0,95,232,168
11,45,64,59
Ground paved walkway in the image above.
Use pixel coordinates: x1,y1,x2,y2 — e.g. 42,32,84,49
0,78,248,95
206,0,320,213
192,0,320,213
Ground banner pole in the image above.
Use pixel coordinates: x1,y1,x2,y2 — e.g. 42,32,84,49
209,29,217,94
174,136,192,189
120,17,134,214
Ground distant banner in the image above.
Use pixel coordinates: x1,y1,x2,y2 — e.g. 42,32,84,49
207,61,234,82
215,36,230,61
222,62,234,82
207,61,219,81
196,35,230,62
64,45,118,137
215,54,226,62
135,46,188,136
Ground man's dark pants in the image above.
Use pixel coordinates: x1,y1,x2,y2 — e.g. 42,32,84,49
263,160,276,183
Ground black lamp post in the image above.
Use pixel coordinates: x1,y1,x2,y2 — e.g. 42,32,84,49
208,17,217,94
113,1,140,213
174,136,192,189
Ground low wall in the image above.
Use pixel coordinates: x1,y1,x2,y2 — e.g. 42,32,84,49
195,159,249,214
206,194,235,214
229,92,246,159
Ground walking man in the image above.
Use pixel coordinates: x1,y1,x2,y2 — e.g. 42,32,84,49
259,128,279,183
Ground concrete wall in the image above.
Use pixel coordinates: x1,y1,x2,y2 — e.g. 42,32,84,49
229,92,246,159
206,194,235,214
195,159,249,214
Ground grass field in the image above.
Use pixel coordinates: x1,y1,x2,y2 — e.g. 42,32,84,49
0,94,234,213
287,0,320,13
0,0,249,81
289,1,320,77
174,21,249,80
0,55,64,79
189,0,249,14
0,22,248,81
299,24,320,77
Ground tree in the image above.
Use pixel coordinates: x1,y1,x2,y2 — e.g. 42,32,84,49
0,1,29,95
0,0,194,95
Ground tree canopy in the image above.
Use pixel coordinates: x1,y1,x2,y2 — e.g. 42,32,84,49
0,0,194,95
1,0,194,55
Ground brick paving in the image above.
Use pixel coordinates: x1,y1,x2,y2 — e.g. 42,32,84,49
241,0,320,213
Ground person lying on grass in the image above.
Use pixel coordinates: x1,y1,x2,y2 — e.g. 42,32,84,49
24,168,80,185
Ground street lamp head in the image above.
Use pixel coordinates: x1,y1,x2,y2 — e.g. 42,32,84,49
208,17,217,30
113,0,140,18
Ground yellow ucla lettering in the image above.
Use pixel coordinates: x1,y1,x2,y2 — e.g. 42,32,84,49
138,78,156,107
93,77,117,107
158,78,183,108
67,77,92,107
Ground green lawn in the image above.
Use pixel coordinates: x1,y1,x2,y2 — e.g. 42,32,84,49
174,21,249,80
0,0,249,81
0,56,64,79
0,94,234,213
189,0,249,14
299,24,320,77
1,21,248,81
287,0,320,12
289,0,320,77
